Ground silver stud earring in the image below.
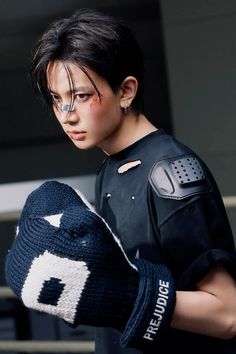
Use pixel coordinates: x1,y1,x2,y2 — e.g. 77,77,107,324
124,104,129,114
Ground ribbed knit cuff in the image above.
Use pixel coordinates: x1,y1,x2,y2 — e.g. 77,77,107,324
120,258,176,350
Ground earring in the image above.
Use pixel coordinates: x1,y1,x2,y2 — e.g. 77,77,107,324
124,104,129,114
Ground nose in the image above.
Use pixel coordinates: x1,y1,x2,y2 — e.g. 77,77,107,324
61,103,75,113
59,103,78,124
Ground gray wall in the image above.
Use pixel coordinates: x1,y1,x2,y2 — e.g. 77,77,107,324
160,0,236,238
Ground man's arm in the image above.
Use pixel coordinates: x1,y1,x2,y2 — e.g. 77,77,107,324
172,265,236,339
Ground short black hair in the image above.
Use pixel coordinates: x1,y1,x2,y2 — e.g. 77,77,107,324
30,8,145,114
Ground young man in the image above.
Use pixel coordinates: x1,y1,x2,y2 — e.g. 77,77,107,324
5,8,236,354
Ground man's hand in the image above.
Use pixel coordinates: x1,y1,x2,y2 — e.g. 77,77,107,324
5,181,176,350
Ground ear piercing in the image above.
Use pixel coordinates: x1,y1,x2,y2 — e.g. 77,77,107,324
124,104,130,114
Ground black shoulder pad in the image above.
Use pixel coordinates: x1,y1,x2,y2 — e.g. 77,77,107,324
148,155,211,200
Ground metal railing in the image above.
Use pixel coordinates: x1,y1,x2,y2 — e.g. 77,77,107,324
0,341,95,353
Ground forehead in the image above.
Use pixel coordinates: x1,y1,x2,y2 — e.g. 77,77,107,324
46,61,92,92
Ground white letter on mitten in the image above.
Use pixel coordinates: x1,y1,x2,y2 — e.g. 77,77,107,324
21,250,90,323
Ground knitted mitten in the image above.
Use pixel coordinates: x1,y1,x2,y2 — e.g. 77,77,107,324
5,181,175,350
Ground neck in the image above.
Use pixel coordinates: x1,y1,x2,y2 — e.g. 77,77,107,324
100,113,158,155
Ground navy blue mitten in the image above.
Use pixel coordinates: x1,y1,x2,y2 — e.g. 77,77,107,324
5,181,176,350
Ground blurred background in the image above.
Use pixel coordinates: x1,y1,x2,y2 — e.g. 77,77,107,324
0,0,236,353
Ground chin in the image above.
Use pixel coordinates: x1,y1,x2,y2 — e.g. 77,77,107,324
72,140,97,150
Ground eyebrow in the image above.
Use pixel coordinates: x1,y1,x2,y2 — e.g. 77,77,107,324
49,85,93,95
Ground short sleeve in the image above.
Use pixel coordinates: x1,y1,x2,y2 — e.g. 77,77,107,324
148,162,236,290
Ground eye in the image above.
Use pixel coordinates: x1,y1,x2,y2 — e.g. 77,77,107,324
51,94,61,104
74,93,92,102
50,94,62,111
49,93,60,106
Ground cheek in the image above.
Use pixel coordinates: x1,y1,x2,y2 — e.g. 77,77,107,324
86,107,106,132
52,108,67,131
89,96,119,118
89,97,105,117
90,96,100,106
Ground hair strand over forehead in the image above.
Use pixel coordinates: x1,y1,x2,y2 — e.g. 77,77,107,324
30,8,145,114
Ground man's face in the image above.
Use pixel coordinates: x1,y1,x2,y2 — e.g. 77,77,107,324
47,61,124,154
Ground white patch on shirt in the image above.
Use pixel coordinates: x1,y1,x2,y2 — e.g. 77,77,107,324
118,160,141,174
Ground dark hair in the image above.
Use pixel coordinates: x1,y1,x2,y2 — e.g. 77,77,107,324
30,8,145,114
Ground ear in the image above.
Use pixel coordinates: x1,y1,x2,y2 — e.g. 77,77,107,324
120,76,138,111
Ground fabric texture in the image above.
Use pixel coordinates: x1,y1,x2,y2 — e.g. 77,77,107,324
95,129,236,354
5,180,176,350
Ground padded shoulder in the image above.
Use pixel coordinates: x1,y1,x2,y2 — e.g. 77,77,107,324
148,155,212,200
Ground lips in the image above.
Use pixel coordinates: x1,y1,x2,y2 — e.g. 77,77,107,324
67,130,86,141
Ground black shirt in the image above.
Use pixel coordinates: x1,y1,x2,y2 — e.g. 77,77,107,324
95,129,236,354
